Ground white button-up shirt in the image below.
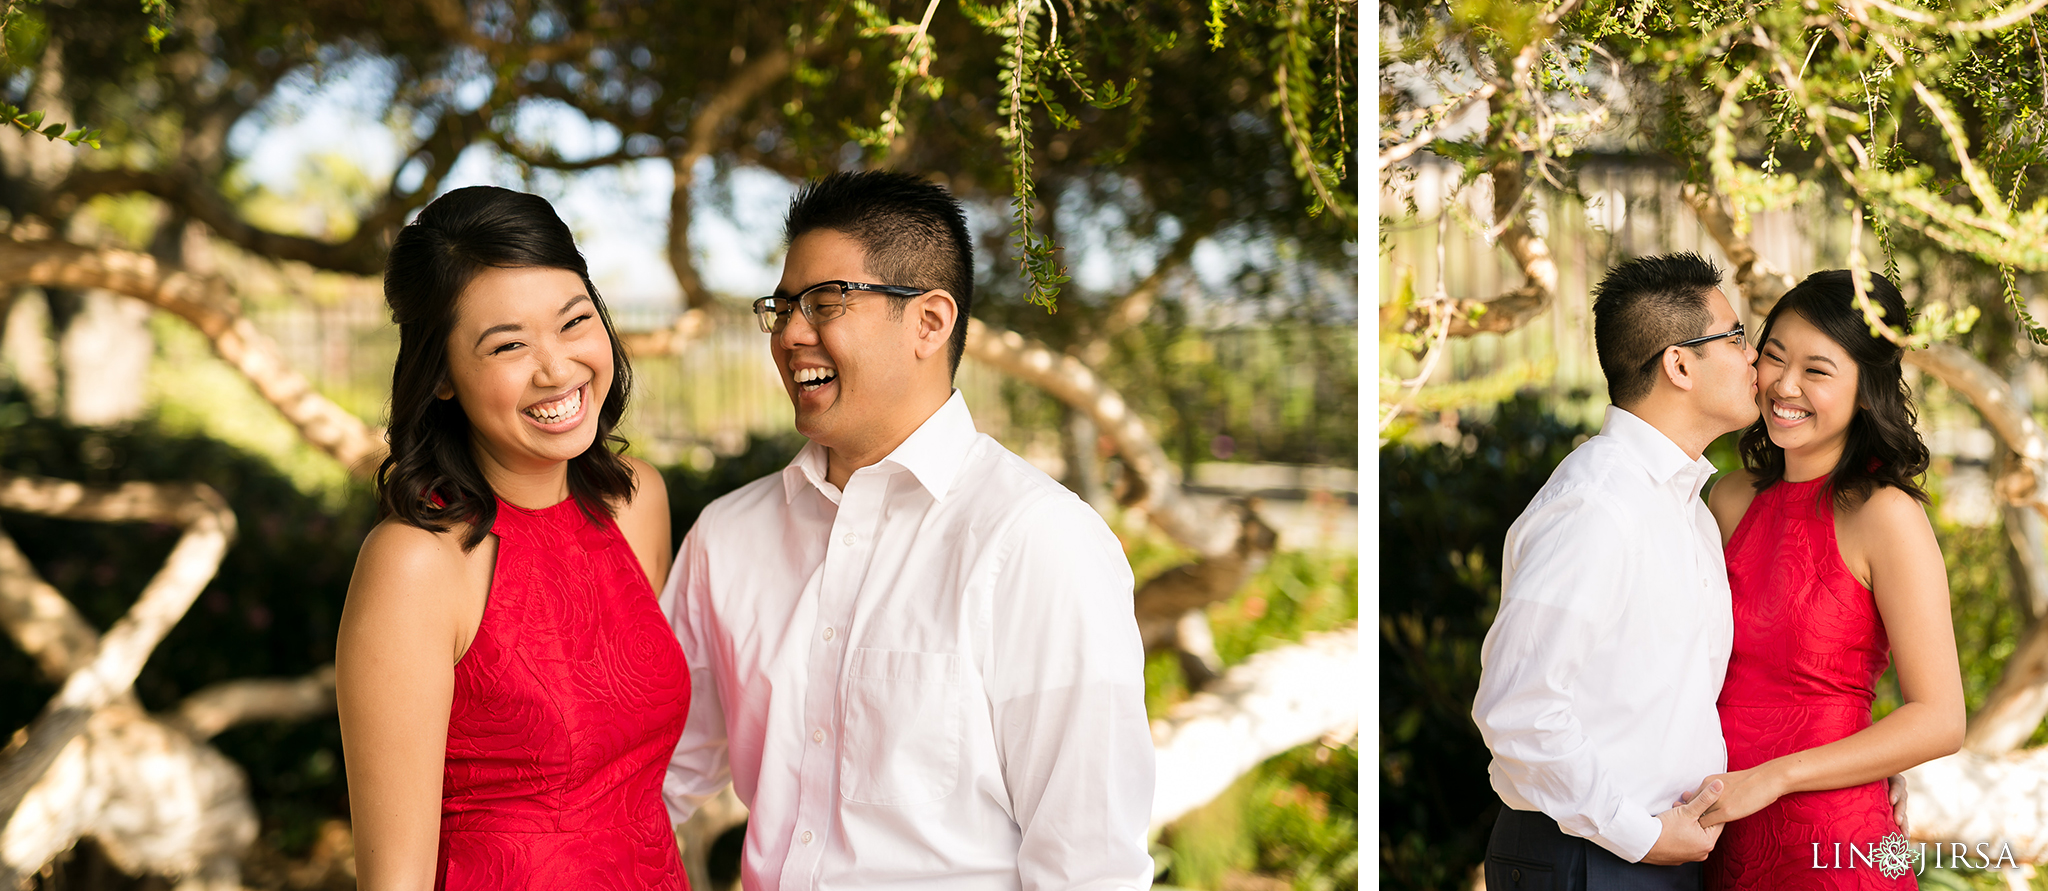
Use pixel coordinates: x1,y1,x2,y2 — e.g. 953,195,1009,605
1472,405,1733,863
661,391,1155,890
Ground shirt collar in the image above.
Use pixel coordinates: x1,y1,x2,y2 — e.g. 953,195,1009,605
1601,404,1716,492
781,390,977,504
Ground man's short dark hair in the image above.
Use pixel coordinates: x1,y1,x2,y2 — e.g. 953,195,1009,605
1591,252,1725,407
784,170,974,376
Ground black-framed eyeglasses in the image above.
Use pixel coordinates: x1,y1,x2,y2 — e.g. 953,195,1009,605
751,280,930,333
1640,323,1747,372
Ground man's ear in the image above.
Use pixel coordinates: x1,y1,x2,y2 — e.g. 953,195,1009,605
1662,347,1698,393
912,290,957,362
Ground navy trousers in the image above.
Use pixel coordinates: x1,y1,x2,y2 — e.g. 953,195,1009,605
1485,808,1703,891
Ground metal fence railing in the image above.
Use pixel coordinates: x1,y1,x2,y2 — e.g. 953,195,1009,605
248,300,1356,470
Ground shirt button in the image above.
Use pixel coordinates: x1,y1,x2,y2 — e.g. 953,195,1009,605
822,626,834,641
801,830,813,845
813,729,825,743
842,533,857,545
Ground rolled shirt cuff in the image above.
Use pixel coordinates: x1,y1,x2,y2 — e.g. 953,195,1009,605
1589,808,1663,864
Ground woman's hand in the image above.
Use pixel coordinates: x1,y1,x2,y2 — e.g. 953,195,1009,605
1695,767,1785,828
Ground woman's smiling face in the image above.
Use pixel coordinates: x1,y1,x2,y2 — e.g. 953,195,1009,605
439,265,613,480
1755,310,1861,470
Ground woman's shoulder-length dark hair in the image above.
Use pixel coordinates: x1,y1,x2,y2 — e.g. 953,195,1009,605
1737,268,1930,511
376,185,635,549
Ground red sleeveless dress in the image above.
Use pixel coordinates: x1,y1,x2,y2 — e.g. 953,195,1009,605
436,496,691,890
1708,476,1913,890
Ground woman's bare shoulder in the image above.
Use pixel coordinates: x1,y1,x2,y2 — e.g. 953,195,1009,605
613,455,669,516
358,516,469,563
1843,484,1935,538
350,518,487,606
1708,467,1760,511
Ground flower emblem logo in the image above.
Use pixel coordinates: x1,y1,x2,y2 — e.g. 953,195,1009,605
1874,832,1920,879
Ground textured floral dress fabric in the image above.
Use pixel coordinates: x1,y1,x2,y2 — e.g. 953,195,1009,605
1707,476,1913,890
435,497,691,890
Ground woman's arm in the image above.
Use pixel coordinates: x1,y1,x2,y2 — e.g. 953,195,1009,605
336,521,485,890
1699,487,1965,827
613,455,673,591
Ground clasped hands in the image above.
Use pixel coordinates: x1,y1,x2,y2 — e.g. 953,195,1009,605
1643,770,1910,866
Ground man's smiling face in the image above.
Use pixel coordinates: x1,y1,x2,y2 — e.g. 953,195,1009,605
770,229,927,455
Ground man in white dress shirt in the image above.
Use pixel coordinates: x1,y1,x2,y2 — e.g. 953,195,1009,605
1472,253,1759,890
660,170,1155,890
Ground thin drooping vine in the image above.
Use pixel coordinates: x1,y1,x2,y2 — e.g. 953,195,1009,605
850,0,945,153
853,0,1354,313
984,0,1069,310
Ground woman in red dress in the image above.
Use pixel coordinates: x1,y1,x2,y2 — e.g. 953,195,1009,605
1702,270,1964,889
335,186,689,890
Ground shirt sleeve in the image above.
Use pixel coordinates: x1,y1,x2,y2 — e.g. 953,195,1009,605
985,495,1156,890
1471,492,1664,863
661,521,733,826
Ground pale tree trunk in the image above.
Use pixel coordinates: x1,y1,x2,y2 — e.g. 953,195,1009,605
1149,626,1360,831
1680,186,1798,318
0,237,388,476
0,234,734,484
56,289,152,426
964,319,1233,556
0,472,336,887
1,289,60,416
1393,156,1561,338
0,524,99,683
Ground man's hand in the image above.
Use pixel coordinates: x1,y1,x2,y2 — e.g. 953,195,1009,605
1642,779,1724,866
1888,774,1909,834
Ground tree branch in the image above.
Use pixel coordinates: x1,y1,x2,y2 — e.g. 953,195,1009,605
1682,183,1799,316
0,525,97,684
60,167,385,276
1135,501,1278,691
172,666,337,741
1378,84,1498,169
0,238,387,476
60,103,494,277
1407,158,1560,337
964,319,1233,554
1149,626,1359,831
493,139,644,172
0,477,235,840
0,702,256,886
670,47,794,308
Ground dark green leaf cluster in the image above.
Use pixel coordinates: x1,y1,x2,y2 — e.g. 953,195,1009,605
0,102,100,146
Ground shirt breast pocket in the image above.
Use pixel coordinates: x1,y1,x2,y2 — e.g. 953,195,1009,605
838,647,963,806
